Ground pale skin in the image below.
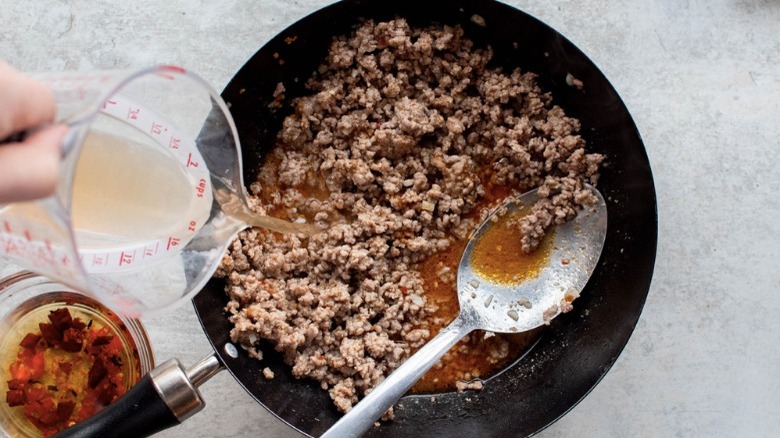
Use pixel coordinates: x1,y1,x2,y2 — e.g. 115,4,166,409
0,62,68,204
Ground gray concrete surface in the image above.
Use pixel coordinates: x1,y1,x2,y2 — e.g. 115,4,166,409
1,0,779,436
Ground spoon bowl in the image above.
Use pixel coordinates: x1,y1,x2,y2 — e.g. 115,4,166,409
458,184,608,333
322,183,608,438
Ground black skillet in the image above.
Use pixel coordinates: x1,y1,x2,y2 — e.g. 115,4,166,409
56,1,657,437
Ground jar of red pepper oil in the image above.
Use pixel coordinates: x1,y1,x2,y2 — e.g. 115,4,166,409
0,271,154,437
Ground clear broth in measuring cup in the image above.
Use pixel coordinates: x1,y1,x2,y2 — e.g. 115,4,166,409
71,130,195,246
63,107,214,277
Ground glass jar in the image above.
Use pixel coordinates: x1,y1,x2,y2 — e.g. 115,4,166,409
0,271,154,437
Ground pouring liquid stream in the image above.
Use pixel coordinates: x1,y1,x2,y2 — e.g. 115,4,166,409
71,131,314,251
216,194,318,236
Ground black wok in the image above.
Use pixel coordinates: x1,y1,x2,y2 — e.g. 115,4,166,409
57,1,657,437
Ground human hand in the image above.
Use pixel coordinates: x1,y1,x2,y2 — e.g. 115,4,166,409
0,62,68,204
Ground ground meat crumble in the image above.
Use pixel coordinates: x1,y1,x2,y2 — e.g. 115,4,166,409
216,18,603,415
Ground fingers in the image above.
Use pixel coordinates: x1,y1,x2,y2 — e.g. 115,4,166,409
0,124,68,203
0,62,57,138
0,62,63,203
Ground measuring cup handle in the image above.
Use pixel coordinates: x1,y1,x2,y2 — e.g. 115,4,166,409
1,125,78,157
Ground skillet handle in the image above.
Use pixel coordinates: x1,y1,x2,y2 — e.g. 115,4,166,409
53,372,180,438
54,356,223,438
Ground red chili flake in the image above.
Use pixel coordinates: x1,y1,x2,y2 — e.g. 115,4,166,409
38,322,61,347
58,362,73,375
56,400,75,421
19,333,42,349
33,398,61,426
48,308,73,331
7,379,27,390
95,381,116,405
109,355,123,367
6,389,24,407
70,318,87,331
24,386,46,402
40,412,62,427
400,286,408,294
91,335,114,347
9,358,31,381
88,358,107,389
60,328,84,353
30,351,45,380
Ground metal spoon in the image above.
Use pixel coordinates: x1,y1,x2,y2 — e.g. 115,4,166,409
321,183,608,438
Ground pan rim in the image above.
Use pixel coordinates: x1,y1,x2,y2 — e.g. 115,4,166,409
194,0,658,436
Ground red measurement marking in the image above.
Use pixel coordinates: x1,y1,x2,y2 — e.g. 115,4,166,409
92,255,105,266
186,153,199,168
166,237,180,250
151,122,165,135
144,242,159,258
5,240,19,255
3,221,11,233
162,65,186,74
169,136,181,149
128,107,140,120
35,246,53,262
23,230,32,241
119,251,135,266
187,220,197,232
103,99,117,109
195,178,207,198
45,239,52,251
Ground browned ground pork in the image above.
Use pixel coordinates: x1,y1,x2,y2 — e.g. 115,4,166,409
215,18,602,414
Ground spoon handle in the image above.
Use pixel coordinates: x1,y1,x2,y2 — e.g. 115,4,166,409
321,315,476,438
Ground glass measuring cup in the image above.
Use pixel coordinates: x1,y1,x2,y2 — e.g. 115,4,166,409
0,66,270,315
